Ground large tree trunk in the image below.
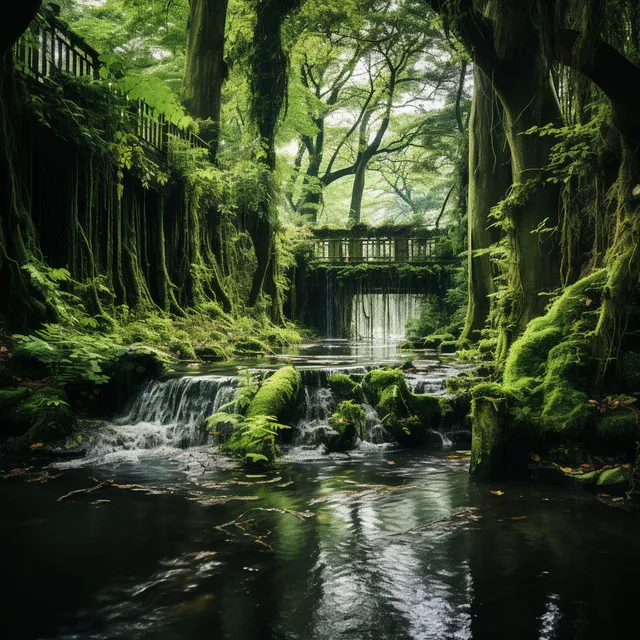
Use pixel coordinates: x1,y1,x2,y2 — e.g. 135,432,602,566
247,0,301,321
182,0,229,162
461,67,511,340
493,51,562,350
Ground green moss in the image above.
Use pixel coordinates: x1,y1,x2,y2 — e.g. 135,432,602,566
597,412,638,446
597,466,632,490
328,373,358,400
503,327,563,385
246,366,301,422
439,340,458,354
411,393,442,423
422,333,455,349
469,383,509,480
362,368,407,404
327,400,366,451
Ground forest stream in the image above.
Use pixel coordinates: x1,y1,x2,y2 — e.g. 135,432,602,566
2,340,640,640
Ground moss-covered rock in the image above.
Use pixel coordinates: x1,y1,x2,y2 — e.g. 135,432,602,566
596,412,638,447
439,340,458,354
327,400,366,451
469,383,510,480
422,333,455,349
328,373,358,401
362,368,443,445
362,368,407,405
246,366,301,423
597,466,632,492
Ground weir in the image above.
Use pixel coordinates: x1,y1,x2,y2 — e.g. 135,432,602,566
287,225,459,340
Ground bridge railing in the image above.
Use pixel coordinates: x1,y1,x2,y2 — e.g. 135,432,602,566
14,11,208,155
311,236,452,264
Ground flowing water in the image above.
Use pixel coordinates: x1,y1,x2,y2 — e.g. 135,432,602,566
2,340,640,640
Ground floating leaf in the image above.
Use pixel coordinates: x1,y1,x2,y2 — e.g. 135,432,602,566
560,466,573,473
530,453,541,462
387,460,396,465
511,516,528,520
490,490,504,496
30,442,44,449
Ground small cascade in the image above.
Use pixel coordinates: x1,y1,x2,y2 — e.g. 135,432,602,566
294,385,337,446
405,373,446,396
351,293,423,342
120,375,238,433
362,403,387,444
74,376,239,463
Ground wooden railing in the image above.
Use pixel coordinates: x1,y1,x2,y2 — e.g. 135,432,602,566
311,235,455,264
14,11,208,155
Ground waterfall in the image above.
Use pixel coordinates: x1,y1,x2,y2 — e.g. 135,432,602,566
351,293,423,342
68,376,239,463
294,385,337,446
120,376,238,430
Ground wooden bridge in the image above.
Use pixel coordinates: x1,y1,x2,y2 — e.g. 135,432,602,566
310,227,457,265
14,10,208,156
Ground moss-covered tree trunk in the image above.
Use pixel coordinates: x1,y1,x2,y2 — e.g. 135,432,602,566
182,0,228,162
247,0,301,322
494,53,562,350
461,67,511,341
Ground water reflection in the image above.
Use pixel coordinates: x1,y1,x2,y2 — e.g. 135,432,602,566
2,451,640,640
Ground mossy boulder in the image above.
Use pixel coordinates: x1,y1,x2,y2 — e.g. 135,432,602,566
328,373,358,401
597,466,632,493
469,383,510,480
246,366,302,423
596,412,638,447
439,340,458,354
362,368,442,445
362,368,407,404
327,400,366,451
423,333,455,349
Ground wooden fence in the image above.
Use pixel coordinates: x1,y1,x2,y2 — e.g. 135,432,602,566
311,235,454,264
14,11,208,155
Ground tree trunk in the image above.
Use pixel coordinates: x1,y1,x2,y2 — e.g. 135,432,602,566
461,67,511,341
349,161,367,223
182,0,229,162
494,52,562,348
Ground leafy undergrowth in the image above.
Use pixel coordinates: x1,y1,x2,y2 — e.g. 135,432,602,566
0,275,310,450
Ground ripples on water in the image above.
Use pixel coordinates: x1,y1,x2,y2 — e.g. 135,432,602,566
3,344,640,639
3,449,640,640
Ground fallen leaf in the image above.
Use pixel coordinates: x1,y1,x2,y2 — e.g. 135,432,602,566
580,463,592,468
490,490,504,496
612,497,624,502
530,453,541,462
588,399,599,405
560,466,573,473
511,516,528,520
447,455,462,459
599,493,610,497
30,442,44,449
585,298,592,307
622,463,632,469
387,460,396,465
